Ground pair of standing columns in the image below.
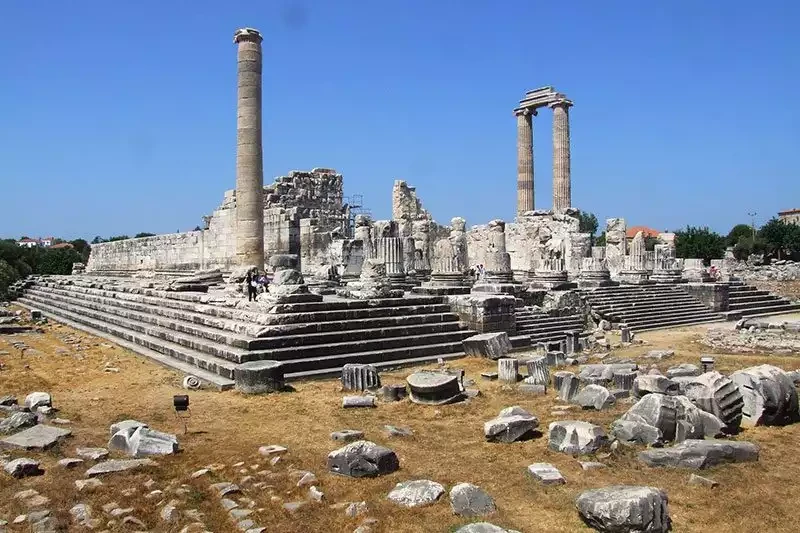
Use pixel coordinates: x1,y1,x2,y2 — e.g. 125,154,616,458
516,100,572,215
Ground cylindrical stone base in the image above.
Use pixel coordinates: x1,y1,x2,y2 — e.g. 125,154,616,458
498,358,520,383
525,356,549,387
234,360,284,394
557,374,580,402
407,372,464,405
553,371,575,391
613,371,637,391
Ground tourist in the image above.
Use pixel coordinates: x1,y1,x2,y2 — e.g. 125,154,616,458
258,271,269,294
246,268,259,301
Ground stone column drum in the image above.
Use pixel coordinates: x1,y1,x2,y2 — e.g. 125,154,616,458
234,28,265,267
516,108,535,214
550,99,573,211
379,237,405,285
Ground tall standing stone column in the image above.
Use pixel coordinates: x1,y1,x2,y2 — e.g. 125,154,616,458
516,108,535,215
234,28,265,268
550,99,573,212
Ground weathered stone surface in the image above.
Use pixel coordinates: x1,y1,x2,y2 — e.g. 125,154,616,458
58,458,84,469
576,486,671,533
76,447,109,461
453,524,520,533
684,371,744,432
379,384,408,402
75,478,103,491
548,420,608,455
331,430,364,442
327,440,399,478
645,350,674,360
573,384,615,410
234,360,285,394
666,363,701,379
557,373,580,402
484,406,539,443
109,419,147,436
449,483,496,517
639,439,759,469
24,392,51,410
497,358,519,383
610,419,663,446
407,371,464,405
108,425,178,457
387,479,445,508
384,425,413,437
342,396,376,408
0,424,71,450
85,459,157,477
688,473,719,488
524,356,550,387
633,375,680,398
341,364,380,391
463,332,512,360
730,364,800,427
3,457,42,478
0,412,38,434
527,463,565,485
620,394,707,442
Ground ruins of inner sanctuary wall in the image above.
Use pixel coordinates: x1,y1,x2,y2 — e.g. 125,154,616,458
86,169,346,275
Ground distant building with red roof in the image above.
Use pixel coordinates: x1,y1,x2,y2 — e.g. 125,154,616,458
626,226,661,239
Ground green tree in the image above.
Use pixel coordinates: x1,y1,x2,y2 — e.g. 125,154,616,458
674,226,726,263
577,211,599,237
108,235,130,242
134,232,156,238
595,232,606,247
91,236,105,244
70,239,91,262
727,224,754,246
36,248,83,275
644,236,659,251
757,218,800,259
0,259,19,298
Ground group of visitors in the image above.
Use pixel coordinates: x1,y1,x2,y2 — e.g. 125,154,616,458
245,268,269,301
469,264,486,281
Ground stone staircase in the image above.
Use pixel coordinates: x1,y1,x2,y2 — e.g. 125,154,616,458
581,284,723,332
514,307,586,347
726,281,800,317
16,279,474,389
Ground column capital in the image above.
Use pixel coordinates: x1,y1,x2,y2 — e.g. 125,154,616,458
513,107,537,117
234,27,263,44
548,98,573,110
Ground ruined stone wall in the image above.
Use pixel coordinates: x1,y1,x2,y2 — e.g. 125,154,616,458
465,211,590,277
87,169,345,274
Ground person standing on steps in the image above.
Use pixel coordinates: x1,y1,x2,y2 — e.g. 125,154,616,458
246,268,259,301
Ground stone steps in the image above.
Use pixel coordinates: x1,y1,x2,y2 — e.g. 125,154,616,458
581,285,724,332
724,281,800,317
514,309,585,346
20,279,474,385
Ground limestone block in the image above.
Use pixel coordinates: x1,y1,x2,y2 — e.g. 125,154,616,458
633,375,680,398
341,364,381,391
638,439,759,469
0,424,71,450
234,360,285,394
406,371,464,405
524,356,549,387
497,358,519,383
576,486,671,533
730,364,800,426
573,384,615,410
449,483,496,517
557,373,580,402
484,406,539,443
3,457,42,478
610,419,663,446
683,371,744,432
548,420,607,455
463,332,512,360
387,479,445,508
327,440,399,478
527,463,565,485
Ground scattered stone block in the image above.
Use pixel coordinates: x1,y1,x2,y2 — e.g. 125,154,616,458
578,461,607,470
407,371,465,405
527,463,565,485
210,482,241,497
524,356,549,387
109,419,147,436
109,425,178,457
4,458,42,478
0,424,71,450
234,360,285,394
342,396,376,408
497,358,519,383
576,486,671,533
612,371,637,391
0,412,38,434
454,524,520,533
384,425,413,437
331,430,364,442
518,383,546,395
379,384,407,402
645,349,674,360
633,375,680,398
258,444,287,456
730,364,800,427
76,447,109,461
387,479,445,508
23,392,51,410
611,419,663,446
327,440,399,478
341,364,381,391
684,372,744,432
449,483,496,517
548,420,608,455
481,372,498,381
688,473,719,488
666,363,701,379
85,459,157,477
484,406,539,443
546,351,567,367
573,384,615,410
638,439,759,469
557,373,580,402
58,458,84,469
308,486,324,502
620,394,708,442
75,478,103,491
463,332,512,360
0,395,17,406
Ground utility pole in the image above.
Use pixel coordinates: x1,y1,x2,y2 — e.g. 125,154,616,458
747,211,757,241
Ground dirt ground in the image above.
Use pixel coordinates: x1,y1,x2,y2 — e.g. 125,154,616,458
2,310,800,533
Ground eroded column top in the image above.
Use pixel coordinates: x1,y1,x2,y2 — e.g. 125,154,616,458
234,27,263,44
549,98,574,110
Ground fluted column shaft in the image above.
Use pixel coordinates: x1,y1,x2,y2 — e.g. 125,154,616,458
379,237,404,277
234,28,265,267
516,109,534,214
551,100,572,211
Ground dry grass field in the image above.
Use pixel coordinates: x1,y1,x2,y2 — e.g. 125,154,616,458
2,309,800,532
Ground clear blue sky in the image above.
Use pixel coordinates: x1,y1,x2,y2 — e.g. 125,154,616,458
1,1,798,241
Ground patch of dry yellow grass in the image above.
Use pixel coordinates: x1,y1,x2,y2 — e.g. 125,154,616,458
1,311,799,532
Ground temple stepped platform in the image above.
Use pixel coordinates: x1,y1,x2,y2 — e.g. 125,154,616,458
514,308,587,346
725,281,800,317
581,284,724,332
17,279,475,390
